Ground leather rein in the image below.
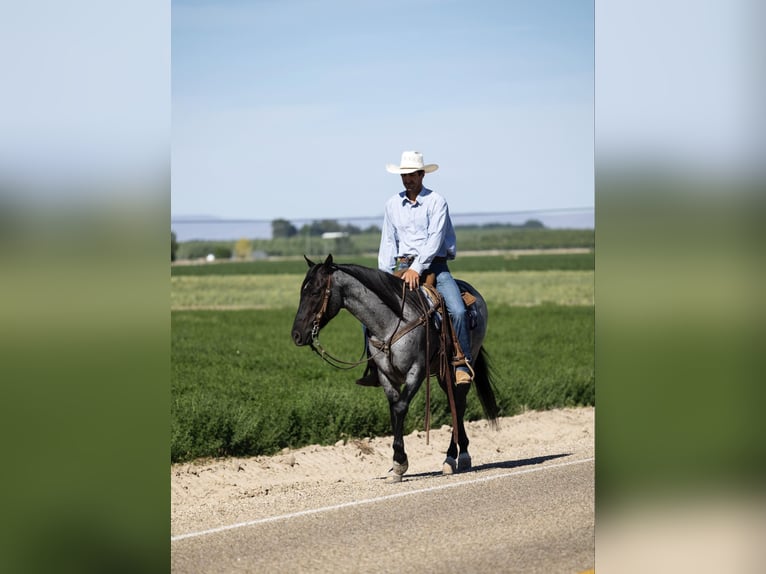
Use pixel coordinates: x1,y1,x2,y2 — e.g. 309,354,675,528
309,272,425,368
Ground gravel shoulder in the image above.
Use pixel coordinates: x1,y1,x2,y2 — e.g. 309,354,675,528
171,407,595,538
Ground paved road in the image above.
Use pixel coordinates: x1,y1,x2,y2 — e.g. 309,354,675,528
172,456,594,573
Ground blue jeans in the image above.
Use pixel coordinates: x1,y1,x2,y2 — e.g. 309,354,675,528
429,260,472,368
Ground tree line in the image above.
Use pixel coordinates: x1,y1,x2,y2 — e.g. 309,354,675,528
271,218,381,239
271,217,545,239
171,218,581,262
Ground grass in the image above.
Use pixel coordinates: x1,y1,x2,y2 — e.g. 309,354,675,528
171,304,594,463
171,271,594,310
171,309,390,462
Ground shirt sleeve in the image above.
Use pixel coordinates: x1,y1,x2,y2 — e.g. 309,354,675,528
410,196,448,275
378,203,398,272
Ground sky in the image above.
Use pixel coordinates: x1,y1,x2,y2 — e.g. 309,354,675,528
171,0,594,222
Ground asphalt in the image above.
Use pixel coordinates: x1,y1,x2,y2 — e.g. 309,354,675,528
171,456,594,573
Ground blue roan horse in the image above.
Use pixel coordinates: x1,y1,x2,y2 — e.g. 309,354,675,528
291,255,500,482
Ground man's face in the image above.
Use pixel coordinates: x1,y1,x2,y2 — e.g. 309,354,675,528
401,170,424,195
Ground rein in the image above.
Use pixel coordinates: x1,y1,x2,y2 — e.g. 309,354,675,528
309,274,369,370
309,272,409,370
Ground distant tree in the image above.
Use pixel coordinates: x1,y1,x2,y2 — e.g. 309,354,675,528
212,246,232,259
184,242,233,260
299,222,316,236
522,219,545,228
341,223,362,234
300,220,336,236
293,219,369,237
271,218,297,239
323,234,354,254
234,238,252,260
184,243,207,260
322,220,343,233
171,231,178,262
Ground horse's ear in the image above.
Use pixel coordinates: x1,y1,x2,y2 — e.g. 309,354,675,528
304,255,315,267
324,254,334,266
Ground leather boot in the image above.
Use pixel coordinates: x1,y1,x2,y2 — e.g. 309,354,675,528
455,368,473,384
355,360,380,387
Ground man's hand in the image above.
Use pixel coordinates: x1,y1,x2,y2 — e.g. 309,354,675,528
401,268,420,290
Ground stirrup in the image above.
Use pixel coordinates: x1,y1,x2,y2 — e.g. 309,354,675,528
355,363,380,387
355,373,380,387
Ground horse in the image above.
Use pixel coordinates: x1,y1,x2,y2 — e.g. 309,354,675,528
291,254,500,483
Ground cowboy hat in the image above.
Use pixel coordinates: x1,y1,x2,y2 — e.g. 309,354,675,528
385,151,439,174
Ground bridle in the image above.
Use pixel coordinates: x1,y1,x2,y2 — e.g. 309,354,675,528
308,269,429,370
308,270,372,370
310,273,334,343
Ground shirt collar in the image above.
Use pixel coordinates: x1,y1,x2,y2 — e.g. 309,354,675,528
399,187,431,206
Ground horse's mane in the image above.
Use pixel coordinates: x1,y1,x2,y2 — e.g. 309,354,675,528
334,263,409,318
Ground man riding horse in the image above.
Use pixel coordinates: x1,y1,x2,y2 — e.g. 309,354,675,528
357,150,473,387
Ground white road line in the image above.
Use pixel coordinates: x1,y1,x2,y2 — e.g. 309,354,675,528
171,456,594,542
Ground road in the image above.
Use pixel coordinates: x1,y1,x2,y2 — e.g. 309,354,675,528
172,455,594,573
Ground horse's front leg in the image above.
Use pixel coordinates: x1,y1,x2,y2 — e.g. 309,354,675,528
387,397,410,483
380,370,421,483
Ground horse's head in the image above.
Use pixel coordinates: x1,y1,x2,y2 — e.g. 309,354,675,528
291,254,339,346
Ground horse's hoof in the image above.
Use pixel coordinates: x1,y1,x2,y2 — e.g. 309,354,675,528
457,452,472,471
392,460,408,476
385,473,403,484
442,457,457,475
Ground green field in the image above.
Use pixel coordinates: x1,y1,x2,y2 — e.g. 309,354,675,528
172,271,593,310
171,252,594,463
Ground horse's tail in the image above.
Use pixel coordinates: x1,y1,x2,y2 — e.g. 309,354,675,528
473,346,501,429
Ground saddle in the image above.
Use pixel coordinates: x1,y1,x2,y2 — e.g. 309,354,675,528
394,263,476,310
420,271,477,326
419,270,476,370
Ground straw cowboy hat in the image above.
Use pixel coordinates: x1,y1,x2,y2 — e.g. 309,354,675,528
385,151,439,174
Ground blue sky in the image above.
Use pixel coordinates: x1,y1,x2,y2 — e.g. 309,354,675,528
171,0,594,221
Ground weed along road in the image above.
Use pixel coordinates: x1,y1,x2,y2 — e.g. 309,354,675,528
171,454,595,573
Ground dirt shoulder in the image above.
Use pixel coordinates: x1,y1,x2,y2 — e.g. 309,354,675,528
171,407,594,537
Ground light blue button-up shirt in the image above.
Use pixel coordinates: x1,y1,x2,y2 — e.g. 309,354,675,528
378,187,457,275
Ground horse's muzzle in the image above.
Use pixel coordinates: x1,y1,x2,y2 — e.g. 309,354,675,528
292,329,308,346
